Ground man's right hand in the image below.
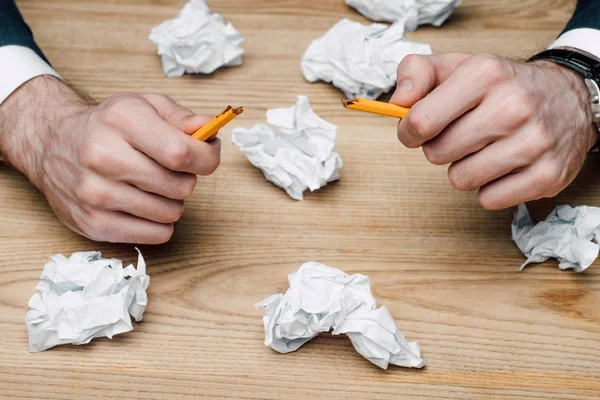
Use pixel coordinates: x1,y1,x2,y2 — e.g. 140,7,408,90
0,76,221,244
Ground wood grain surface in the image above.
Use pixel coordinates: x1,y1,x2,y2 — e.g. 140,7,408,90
1,0,599,399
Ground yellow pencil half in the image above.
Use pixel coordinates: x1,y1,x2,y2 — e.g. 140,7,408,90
192,105,244,141
341,98,410,119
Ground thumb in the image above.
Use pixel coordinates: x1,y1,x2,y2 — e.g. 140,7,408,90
140,93,214,135
390,53,470,107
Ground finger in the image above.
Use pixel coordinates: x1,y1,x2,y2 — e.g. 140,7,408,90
421,109,487,166
102,96,221,175
83,209,175,244
390,53,470,108
421,86,530,165
398,54,513,148
84,136,197,200
447,132,542,192
78,174,186,224
476,161,562,210
140,93,214,135
114,184,185,224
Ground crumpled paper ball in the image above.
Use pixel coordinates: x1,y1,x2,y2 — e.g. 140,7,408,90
512,203,600,272
231,96,343,200
346,0,463,28
149,0,244,77
256,262,425,369
301,18,431,99
26,249,150,352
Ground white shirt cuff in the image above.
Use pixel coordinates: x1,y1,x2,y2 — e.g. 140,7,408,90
549,28,600,60
0,45,62,106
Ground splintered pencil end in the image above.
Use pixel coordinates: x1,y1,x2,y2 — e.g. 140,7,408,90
217,105,233,117
340,97,409,119
192,105,244,142
341,98,358,108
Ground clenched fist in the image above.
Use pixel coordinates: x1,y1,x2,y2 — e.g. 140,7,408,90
0,76,220,244
391,53,599,209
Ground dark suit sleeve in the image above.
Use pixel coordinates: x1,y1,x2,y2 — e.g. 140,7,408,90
0,0,49,63
562,0,600,34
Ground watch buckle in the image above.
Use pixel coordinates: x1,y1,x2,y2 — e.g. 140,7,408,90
585,79,600,123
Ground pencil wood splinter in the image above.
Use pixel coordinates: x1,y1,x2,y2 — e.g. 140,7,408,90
342,97,410,119
192,105,244,141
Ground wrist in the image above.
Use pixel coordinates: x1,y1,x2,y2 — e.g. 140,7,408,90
532,59,600,151
0,75,90,188
557,64,600,151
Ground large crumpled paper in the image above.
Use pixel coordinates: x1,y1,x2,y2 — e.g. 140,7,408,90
255,262,425,369
512,204,600,273
231,96,343,201
346,0,463,28
149,0,244,77
26,250,150,352
301,18,431,99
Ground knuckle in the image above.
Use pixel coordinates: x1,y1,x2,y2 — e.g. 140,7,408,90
168,105,193,122
422,143,445,165
146,93,192,122
99,103,124,127
448,163,477,191
164,201,185,223
537,126,554,153
84,211,110,241
177,174,197,199
545,186,562,198
477,191,501,210
406,106,434,140
198,145,221,176
163,143,191,171
503,90,534,126
100,99,129,127
535,162,561,186
399,54,425,71
71,211,93,238
523,126,553,156
100,93,146,127
151,93,170,102
471,53,511,85
154,224,175,244
81,142,109,172
75,179,112,208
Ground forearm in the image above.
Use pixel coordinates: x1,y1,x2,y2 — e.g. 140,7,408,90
0,0,66,168
0,75,89,188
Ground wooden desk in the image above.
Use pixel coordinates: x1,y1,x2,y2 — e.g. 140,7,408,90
1,1,599,398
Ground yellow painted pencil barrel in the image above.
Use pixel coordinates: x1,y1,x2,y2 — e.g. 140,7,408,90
342,98,410,119
192,105,244,141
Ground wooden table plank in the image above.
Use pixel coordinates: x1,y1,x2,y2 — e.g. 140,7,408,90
1,0,599,399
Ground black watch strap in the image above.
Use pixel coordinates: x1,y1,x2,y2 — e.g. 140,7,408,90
528,49,600,80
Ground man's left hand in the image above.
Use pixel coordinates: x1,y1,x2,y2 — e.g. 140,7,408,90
391,53,599,209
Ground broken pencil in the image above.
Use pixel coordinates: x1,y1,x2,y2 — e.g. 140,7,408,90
341,97,409,119
192,105,244,141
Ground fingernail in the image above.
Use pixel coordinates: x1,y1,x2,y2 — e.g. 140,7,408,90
395,79,413,95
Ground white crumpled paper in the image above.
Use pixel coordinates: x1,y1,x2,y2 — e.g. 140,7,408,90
301,18,431,99
149,0,244,77
231,96,343,201
346,0,463,28
26,250,150,352
512,204,600,273
255,262,425,369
